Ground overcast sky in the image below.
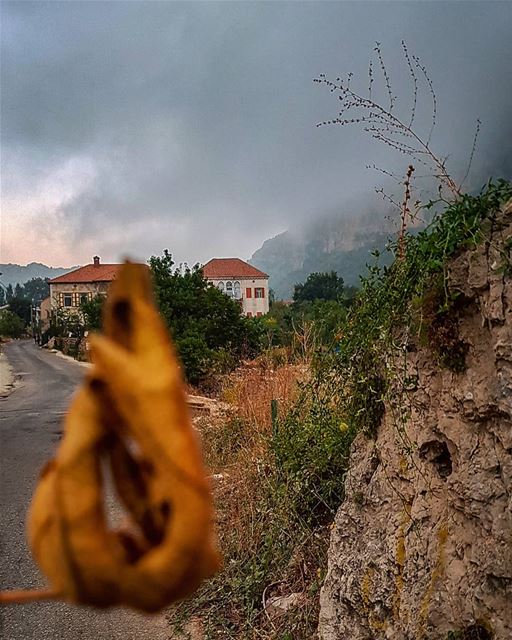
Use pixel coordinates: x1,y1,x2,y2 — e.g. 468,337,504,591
1,1,511,267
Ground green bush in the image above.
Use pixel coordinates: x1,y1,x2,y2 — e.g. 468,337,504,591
0,310,25,338
80,294,105,330
273,388,357,525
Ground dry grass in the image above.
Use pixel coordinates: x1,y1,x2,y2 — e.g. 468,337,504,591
220,362,307,431
169,360,324,639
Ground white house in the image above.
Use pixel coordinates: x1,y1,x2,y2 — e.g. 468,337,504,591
202,258,269,317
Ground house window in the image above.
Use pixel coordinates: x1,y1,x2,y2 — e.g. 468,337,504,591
254,287,265,299
226,281,233,297
217,281,224,292
63,294,73,307
256,312,263,317
246,287,252,298
246,312,252,318
80,293,90,305
234,281,241,299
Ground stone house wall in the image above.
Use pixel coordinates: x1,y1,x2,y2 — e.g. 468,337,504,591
49,281,111,312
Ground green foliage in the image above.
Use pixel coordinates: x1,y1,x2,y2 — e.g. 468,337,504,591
293,271,345,303
8,297,32,324
263,272,356,353
20,277,50,303
42,307,84,343
80,294,105,331
321,179,511,439
273,387,357,525
170,411,327,639
0,310,25,338
149,250,261,385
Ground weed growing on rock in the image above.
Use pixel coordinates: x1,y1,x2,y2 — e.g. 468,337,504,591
325,179,512,432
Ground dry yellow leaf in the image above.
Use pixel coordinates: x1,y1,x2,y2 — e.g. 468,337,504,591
0,262,220,611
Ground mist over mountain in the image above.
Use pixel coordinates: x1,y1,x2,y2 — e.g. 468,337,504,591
250,209,395,299
0,263,77,288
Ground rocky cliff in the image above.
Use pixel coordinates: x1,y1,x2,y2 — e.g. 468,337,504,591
250,210,394,299
319,200,512,639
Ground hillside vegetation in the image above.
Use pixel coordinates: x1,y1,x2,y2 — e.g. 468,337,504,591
169,179,512,639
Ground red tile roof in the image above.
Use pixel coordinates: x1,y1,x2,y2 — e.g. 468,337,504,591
49,263,122,284
202,258,268,279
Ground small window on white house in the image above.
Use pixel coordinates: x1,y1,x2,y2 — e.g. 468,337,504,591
254,287,265,299
217,281,224,292
226,281,233,297
80,293,89,305
234,281,241,299
63,294,73,307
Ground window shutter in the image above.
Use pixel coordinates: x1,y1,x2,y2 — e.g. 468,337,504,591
246,287,252,298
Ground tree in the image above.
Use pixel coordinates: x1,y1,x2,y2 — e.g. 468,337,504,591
293,271,345,303
80,295,105,331
0,310,25,338
22,277,50,303
6,284,14,303
8,297,31,324
0,287,5,307
149,250,260,385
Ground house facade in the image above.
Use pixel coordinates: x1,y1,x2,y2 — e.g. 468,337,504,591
48,256,122,312
202,258,269,317
39,296,52,331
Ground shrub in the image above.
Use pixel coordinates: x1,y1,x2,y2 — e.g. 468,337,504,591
0,310,25,338
273,388,356,525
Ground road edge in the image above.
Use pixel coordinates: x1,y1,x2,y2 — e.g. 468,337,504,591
0,344,16,397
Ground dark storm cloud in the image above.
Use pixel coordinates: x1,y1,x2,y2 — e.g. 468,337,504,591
1,1,511,265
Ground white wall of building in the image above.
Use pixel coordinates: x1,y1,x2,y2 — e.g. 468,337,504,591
208,277,269,316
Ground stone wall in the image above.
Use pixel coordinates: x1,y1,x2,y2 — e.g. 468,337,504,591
318,201,512,639
49,281,110,310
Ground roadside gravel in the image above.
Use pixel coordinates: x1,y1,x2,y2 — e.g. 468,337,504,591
0,343,15,396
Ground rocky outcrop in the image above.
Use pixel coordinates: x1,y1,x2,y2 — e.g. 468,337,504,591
250,210,394,299
319,200,512,639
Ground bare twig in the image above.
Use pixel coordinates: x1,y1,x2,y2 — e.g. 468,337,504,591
412,54,437,146
374,42,395,111
315,42,464,201
398,165,415,261
402,41,418,129
460,119,481,189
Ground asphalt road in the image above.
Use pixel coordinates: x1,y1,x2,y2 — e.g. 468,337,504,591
0,340,173,640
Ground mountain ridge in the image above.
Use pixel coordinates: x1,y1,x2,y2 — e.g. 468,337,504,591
0,262,78,288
